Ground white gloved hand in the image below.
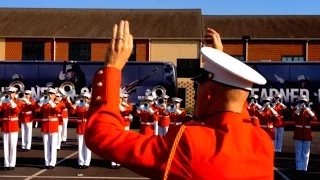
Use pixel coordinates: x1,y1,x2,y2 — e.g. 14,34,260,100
269,107,278,116
119,104,126,112
306,108,315,117
38,102,43,107
176,109,182,115
49,100,56,108
10,100,17,108
23,98,31,105
128,114,133,122
136,107,141,113
149,108,155,115
59,71,66,81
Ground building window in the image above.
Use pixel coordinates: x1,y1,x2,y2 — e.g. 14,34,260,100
69,42,91,61
178,88,186,108
128,43,136,61
177,58,200,78
282,56,305,62
22,41,45,61
232,55,245,61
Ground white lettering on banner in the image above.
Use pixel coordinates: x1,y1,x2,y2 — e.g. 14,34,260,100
251,88,312,103
1,86,91,101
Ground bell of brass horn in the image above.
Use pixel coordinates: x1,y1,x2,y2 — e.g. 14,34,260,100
156,97,166,108
15,91,25,101
0,91,11,103
39,92,50,104
9,80,25,93
139,101,150,111
167,103,177,113
152,85,166,99
59,82,75,97
75,95,86,107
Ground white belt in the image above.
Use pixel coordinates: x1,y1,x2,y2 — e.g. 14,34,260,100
42,118,58,122
58,114,62,117
22,111,32,114
77,119,87,122
170,122,182,125
63,108,68,111
295,125,311,128
260,125,273,128
3,117,19,121
141,122,155,125
159,115,169,118
280,116,284,118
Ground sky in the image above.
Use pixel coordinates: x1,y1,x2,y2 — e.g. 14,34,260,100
0,0,319,15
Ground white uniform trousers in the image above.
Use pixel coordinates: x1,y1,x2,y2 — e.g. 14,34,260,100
2,132,18,167
295,140,311,171
77,134,91,166
274,127,284,152
21,122,33,150
158,126,169,136
62,118,68,142
57,125,63,149
42,133,58,166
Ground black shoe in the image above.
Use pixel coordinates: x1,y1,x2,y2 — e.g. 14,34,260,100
79,165,84,169
48,166,54,170
116,164,121,169
3,167,9,171
9,167,14,170
62,141,67,144
83,165,88,169
20,149,25,152
57,149,60,151
44,166,49,169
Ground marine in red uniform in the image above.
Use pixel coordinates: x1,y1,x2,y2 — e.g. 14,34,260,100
258,96,279,145
135,96,158,135
292,95,317,172
119,89,133,130
167,97,186,127
272,93,287,152
0,87,21,170
36,88,62,169
70,92,92,169
247,94,262,126
157,95,170,136
19,90,37,151
85,21,274,179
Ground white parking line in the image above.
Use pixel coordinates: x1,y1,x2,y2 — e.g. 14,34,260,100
274,167,291,180
24,151,78,180
0,175,149,179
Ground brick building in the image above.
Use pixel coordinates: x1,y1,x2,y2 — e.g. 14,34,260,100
0,8,320,108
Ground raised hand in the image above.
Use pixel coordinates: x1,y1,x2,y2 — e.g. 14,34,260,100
105,20,134,70
203,28,223,52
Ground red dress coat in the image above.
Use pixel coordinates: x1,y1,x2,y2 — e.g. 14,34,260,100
292,107,317,141
120,102,133,127
35,102,62,133
20,99,36,123
135,108,157,135
84,67,274,180
0,100,21,133
70,105,89,134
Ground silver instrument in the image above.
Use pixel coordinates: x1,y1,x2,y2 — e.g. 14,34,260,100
139,101,150,111
75,96,86,107
0,91,11,103
9,80,25,92
295,104,306,115
151,85,166,99
59,82,75,97
156,97,166,108
167,103,177,113
39,92,50,104
15,91,25,101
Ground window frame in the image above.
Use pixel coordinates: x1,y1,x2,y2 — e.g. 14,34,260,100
69,42,91,61
22,41,45,61
281,56,305,62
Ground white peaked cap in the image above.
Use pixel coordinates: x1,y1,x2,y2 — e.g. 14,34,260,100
66,64,73,71
297,75,306,81
297,95,309,102
201,47,267,90
7,87,18,92
24,90,32,94
164,95,169,99
273,93,282,98
261,96,273,102
172,97,183,103
56,93,62,97
82,92,91,99
48,88,57,94
123,94,129,98
249,94,259,99
46,82,54,87
12,74,20,80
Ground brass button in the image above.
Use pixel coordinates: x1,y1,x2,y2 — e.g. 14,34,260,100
98,70,103,75
96,96,101,101
97,82,103,87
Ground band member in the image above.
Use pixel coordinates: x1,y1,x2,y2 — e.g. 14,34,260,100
55,93,65,151
272,93,287,152
20,90,36,151
258,96,279,145
292,95,317,172
85,21,274,179
70,92,92,169
36,88,62,169
0,87,21,170
61,95,72,144
167,97,186,127
157,95,170,136
119,90,133,130
135,96,158,135
247,94,262,126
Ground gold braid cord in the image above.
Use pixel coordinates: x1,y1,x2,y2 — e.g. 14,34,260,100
163,125,187,180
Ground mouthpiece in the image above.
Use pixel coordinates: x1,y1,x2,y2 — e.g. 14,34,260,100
144,103,148,106
170,105,174,108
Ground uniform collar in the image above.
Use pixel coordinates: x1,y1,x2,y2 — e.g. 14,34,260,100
204,111,248,129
